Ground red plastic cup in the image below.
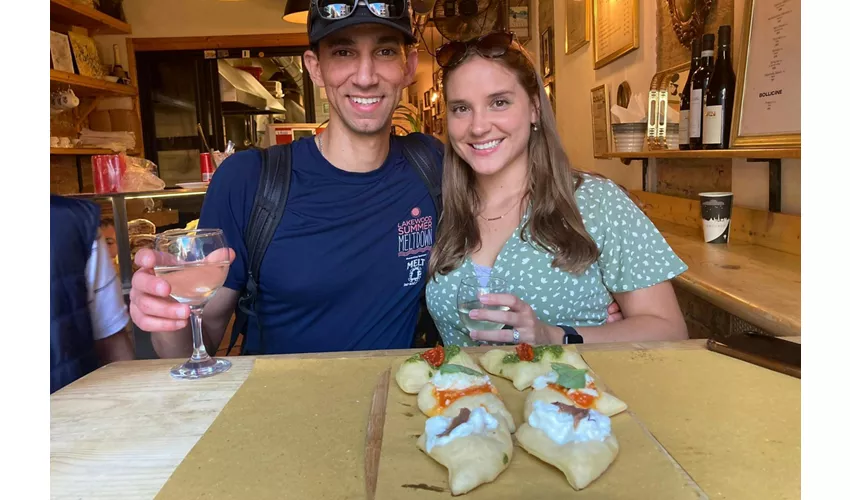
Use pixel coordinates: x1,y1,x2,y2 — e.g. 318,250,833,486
200,152,214,182
91,155,109,193
91,154,126,193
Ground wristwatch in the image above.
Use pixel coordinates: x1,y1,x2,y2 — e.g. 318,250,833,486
558,325,584,344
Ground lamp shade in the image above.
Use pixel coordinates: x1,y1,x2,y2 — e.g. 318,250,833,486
282,0,310,24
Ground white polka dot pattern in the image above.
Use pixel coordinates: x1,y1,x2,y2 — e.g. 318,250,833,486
425,176,688,346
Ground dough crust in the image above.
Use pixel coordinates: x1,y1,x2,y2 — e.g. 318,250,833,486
479,347,590,391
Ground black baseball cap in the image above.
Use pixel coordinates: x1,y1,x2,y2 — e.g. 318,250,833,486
307,0,417,46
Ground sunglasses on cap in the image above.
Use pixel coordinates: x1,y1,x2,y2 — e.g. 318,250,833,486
436,31,515,68
314,0,409,20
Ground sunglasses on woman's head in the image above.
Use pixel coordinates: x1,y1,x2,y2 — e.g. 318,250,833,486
315,0,408,20
436,31,515,68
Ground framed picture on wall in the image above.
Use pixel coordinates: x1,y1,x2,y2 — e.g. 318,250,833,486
67,31,106,78
565,0,590,54
433,68,443,94
50,31,75,73
541,27,552,77
590,84,612,158
730,0,801,149
592,0,639,69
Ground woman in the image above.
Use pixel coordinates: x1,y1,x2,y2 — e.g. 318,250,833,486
425,32,688,347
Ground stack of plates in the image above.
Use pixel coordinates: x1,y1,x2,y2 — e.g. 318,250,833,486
612,123,647,152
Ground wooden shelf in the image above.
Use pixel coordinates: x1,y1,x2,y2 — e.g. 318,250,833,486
51,148,114,155
50,0,131,34
603,148,801,160
50,70,137,97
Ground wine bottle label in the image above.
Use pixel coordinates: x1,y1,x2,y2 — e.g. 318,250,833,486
679,110,690,145
702,105,723,145
689,89,703,138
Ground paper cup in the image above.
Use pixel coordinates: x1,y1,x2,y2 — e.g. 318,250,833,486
699,192,733,244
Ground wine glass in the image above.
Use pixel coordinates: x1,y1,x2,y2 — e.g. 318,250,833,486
153,228,233,380
457,275,510,333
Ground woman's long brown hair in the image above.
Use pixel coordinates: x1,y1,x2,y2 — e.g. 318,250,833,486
428,42,600,281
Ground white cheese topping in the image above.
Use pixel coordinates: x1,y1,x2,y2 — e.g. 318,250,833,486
532,371,598,397
432,370,491,391
532,371,558,390
424,407,499,452
527,401,611,445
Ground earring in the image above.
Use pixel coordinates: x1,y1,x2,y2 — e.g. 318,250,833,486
531,123,539,131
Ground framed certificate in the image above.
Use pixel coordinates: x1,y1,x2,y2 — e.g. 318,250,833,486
541,27,553,77
730,0,801,149
565,0,590,55
590,84,612,158
592,0,640,69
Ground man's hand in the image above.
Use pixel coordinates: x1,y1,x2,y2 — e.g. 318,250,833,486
607,301,624,323
130,247,240,358
128,248,191,332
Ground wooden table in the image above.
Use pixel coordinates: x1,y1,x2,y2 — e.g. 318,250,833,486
656,220,801,337
51,339,800,499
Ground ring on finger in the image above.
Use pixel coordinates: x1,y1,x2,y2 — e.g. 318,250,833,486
512,329,520,344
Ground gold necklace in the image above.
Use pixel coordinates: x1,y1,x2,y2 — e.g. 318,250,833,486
478,195,522,221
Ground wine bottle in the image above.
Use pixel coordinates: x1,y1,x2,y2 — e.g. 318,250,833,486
111,44,129,84
679,38,701,151
688,33,715,150
702,26,736,149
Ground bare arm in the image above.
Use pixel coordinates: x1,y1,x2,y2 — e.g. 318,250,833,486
471,281,687,345
572,281,688,343
94,328,136,364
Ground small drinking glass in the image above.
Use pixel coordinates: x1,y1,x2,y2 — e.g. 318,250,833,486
153,228,232,380
457,275,510,332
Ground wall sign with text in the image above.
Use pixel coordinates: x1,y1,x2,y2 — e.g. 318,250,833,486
730,0,801,149
592,0,640,69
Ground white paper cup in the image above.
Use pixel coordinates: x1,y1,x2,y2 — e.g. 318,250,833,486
699,192,733,244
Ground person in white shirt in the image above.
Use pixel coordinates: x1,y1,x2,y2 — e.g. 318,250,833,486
86,227,135,360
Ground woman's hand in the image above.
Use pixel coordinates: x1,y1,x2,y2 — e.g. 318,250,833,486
467,293,563,345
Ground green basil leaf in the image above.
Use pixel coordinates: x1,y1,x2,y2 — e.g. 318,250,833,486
551,363,587,389
444,345,461,361
502,353,520,364
404,353,423,364
533,345,564,360
439,364,484,377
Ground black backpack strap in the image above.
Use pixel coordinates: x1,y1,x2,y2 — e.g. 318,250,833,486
227,144,292,355
397,133,443,223
395,133,444,348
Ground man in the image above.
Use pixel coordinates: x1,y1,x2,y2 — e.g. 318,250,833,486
51,196,134,393
129,1,621,358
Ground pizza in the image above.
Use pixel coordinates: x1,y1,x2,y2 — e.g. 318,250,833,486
417,406,514,495
522,363,627,419
515,400,619,490
416,363,516,433
479,344,591,391
395,345,480,394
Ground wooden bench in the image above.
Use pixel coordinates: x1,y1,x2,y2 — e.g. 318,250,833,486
631,191,801,338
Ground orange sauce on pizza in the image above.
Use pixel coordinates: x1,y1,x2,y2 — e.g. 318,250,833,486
548,381,599,409
434,384,497,412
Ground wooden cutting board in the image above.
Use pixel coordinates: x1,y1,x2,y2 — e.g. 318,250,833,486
374,356,707,499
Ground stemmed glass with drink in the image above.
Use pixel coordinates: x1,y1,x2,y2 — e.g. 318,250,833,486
457,275,511,334
153,228,232,379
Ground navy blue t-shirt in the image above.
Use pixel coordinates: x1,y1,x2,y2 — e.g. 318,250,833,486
199,134,443,354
